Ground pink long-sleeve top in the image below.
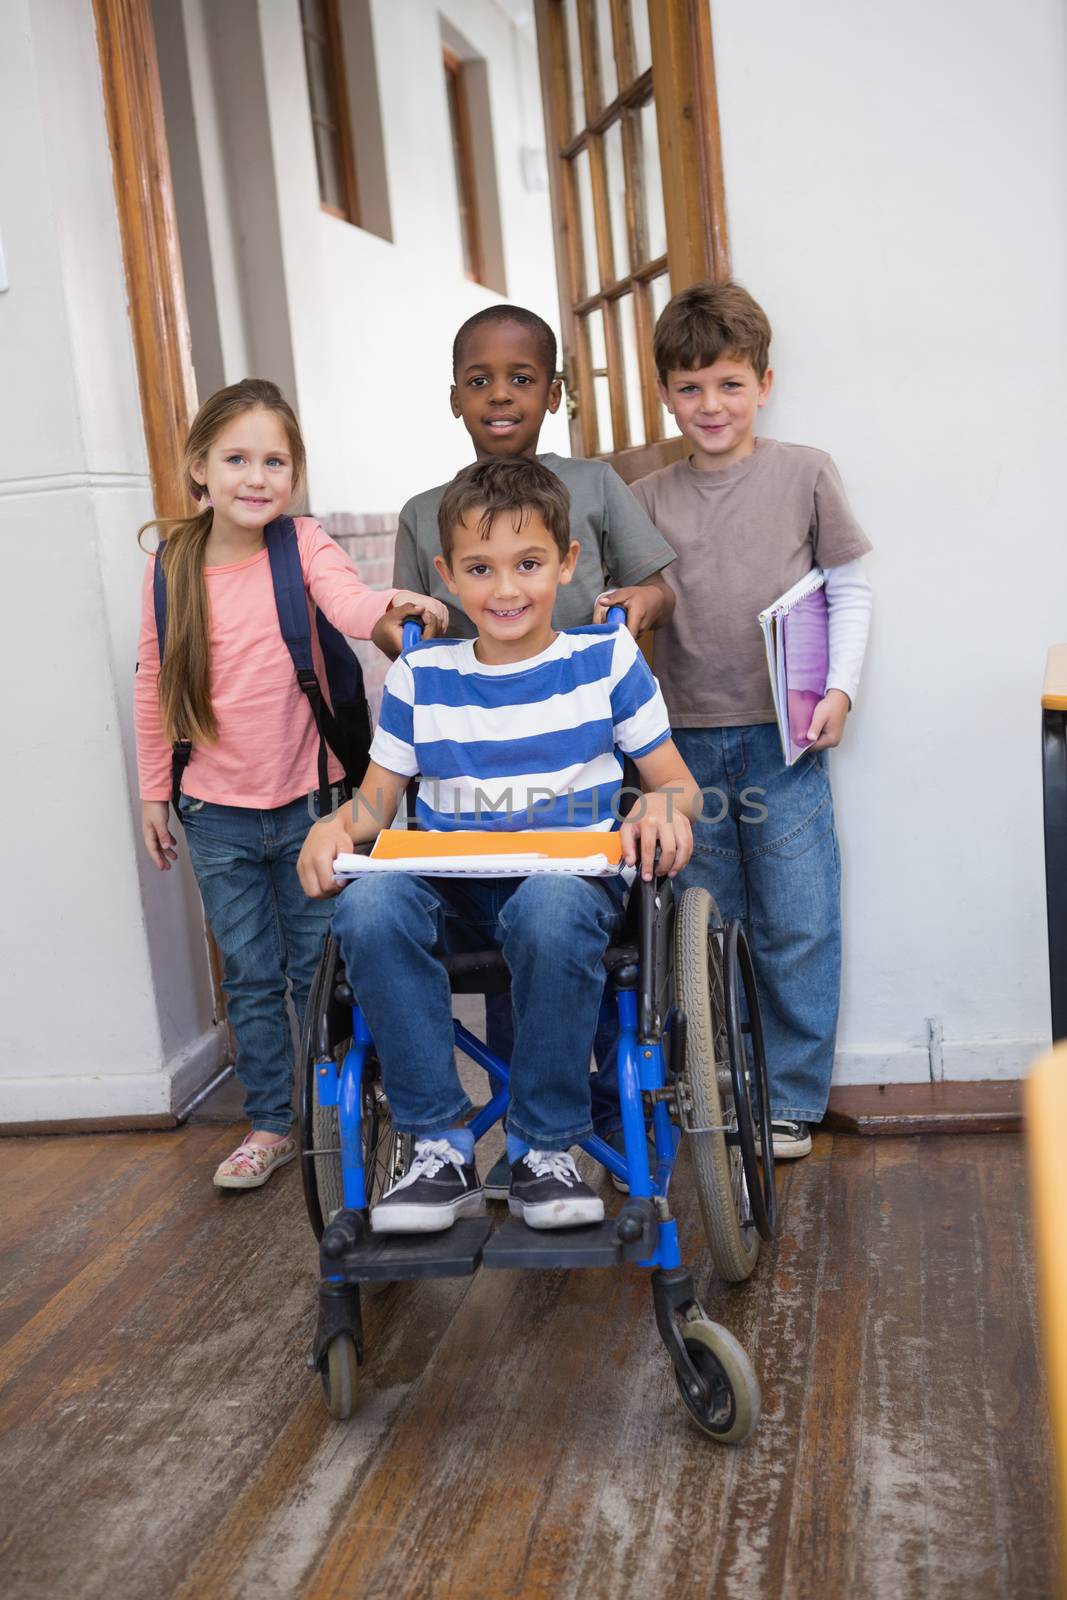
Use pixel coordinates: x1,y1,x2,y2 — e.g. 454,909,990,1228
135,516,397,808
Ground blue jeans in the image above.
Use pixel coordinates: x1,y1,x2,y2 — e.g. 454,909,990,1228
484,993,622,1138
672,725,842,1124
332,872,628,1150
179,791,337,1134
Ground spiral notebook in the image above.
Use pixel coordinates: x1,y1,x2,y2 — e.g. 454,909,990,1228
758,569,829,766
333,828,624,880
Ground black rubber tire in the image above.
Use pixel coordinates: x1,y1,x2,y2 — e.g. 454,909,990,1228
321,1333,359,1421
674,887,760,1282
673,1317,760,1444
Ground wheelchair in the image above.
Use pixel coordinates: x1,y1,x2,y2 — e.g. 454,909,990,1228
297,861,777,1444
298,607,777,1442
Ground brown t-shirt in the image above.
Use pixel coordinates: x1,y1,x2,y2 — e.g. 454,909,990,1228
630,439,872,728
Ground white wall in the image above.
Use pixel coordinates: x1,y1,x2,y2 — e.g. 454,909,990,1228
711,0,1067,1081
0,0,223,1123
256,0,569,513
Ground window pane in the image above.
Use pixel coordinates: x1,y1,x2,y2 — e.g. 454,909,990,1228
650,272,679,436
572,148,598,296
594,377,614,453
446,65,478,279
563,0,586,135
585,305,607,372
304,35,334,123
631,0,652,77
300,0,327,38
595,0,617,107
313,121,344,212
640,97,667,261
618,291,645,448
582,308,612,455
603,120,629,281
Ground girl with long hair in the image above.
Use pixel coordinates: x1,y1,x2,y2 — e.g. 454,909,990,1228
135,378,446,1189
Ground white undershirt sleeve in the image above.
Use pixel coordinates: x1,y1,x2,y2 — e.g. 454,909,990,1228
824,558,872,707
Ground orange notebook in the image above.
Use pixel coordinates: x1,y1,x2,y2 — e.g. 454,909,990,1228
333,829,623,879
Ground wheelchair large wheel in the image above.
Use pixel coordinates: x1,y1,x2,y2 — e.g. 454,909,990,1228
298,936,410,1239
675,887,763,1282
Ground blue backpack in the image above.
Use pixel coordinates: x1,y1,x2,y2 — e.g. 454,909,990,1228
152,515,373,816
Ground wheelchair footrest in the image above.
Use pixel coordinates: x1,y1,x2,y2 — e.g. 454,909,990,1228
482,1203,658,1271
327,1216,495,1282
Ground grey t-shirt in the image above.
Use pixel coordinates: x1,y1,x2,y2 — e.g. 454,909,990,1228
631,439,872,728
393,451,676,638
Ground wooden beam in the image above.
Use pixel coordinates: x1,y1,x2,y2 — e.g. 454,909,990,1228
823,1079,1023,1136
91,0,197,517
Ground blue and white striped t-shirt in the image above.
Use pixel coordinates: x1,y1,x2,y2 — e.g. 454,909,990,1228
370,624,671,832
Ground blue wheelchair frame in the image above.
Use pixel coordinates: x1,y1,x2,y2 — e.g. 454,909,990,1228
314,954,684,1274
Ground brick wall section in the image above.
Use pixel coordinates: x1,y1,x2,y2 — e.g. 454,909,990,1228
320,511,400,716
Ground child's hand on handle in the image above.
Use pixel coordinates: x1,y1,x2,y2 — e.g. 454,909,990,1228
593,575,675,634
371,593,449,659
141,800,178,871
806,688,851,751
619,791,694,882
394,590,448,631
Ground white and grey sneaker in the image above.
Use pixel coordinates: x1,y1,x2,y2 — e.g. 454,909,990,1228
370,1138,485,1234
756,1120,812,1160
508,1150,605,1230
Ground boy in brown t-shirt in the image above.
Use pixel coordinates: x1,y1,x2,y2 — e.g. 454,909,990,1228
628,281,873,1158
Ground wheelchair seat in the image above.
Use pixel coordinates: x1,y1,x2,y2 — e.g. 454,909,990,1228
438,942,640,996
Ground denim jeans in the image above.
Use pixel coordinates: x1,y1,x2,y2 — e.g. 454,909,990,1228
484,992,622,1138
332,872,628,1150
672,725,842,1124
179,791,337,1134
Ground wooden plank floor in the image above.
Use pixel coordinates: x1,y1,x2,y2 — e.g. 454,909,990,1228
0,1125,1055,1599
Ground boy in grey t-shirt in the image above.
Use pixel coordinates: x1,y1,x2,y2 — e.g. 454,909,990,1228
633,281,873,1159
393,305,677,639
393,305,677,1192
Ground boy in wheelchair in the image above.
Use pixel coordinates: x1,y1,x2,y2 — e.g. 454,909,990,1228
298,458,702,1235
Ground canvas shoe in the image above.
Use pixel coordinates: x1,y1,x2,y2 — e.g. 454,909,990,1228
508,1150,605,1230
370,1137,485,1233
483,1150,512,1201
756,1119,812,1160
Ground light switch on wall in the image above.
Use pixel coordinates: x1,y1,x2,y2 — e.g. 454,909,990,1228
0,229,8,293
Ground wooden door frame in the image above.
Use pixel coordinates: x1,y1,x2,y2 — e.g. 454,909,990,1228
535,0,730,481
92,0,197,516
92,0,231,1037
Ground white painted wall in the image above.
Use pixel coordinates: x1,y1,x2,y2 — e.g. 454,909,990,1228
254,0,569,512
0,0,222,1123
711,0,1067,1081
3,0,1062,1123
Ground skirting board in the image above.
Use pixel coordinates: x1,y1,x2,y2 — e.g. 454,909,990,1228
832,1034,1050,1084
0,1028,228,1135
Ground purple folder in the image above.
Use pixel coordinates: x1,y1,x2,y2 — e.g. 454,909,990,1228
758,571,828,765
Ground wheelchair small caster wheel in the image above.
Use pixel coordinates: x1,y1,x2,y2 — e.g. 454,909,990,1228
673,1318,760,1444
321,1333,360,1420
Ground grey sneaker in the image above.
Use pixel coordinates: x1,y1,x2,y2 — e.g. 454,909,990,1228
605,1127,657,1194
483,1151,512,1201
757,1120,812,1160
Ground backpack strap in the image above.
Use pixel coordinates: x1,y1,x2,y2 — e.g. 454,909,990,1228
265,517,341,817
151,544,193,814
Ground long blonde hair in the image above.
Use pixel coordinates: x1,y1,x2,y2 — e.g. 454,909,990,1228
138,379,307,745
